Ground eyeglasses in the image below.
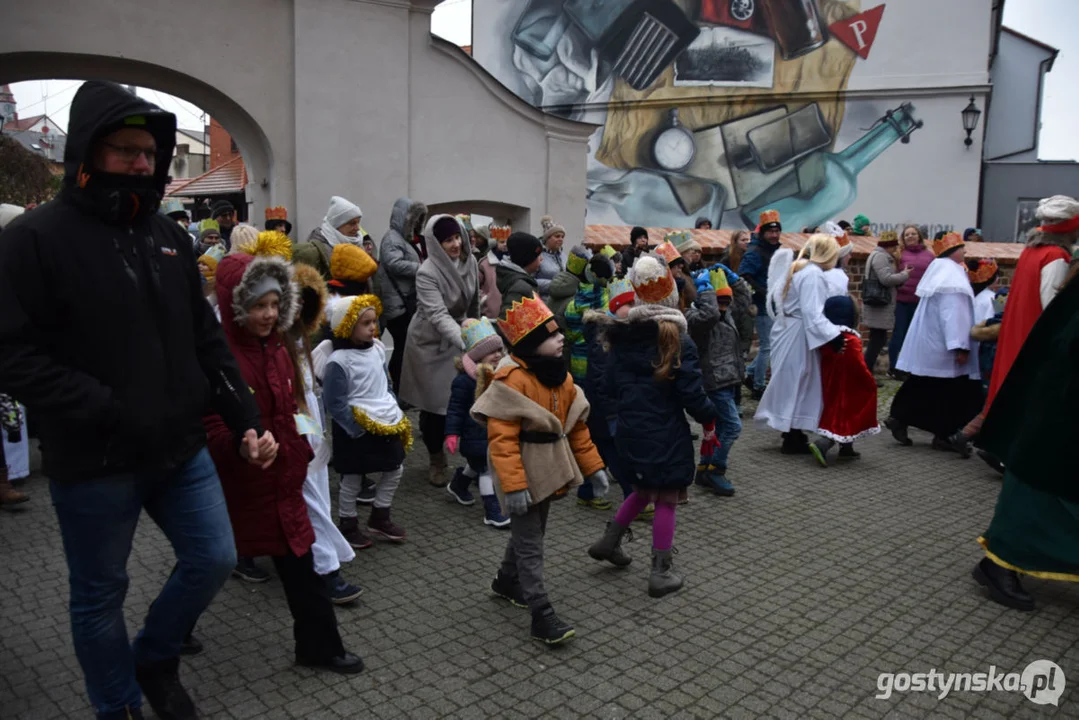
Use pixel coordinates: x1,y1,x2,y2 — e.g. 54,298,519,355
102,142,157,164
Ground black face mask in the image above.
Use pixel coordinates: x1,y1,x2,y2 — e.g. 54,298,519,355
517,353,568,388
78,170,162,227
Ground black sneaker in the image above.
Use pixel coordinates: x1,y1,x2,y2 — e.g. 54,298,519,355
232,557,270,583
135,658,197,720
531,605,575,645
98,707,146,720
490,572,527,609
296,651,365,675
326,572,364,605
357,476,376,505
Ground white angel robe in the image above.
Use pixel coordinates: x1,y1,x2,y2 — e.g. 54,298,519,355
896,258,977,378
967,287,997,380
755,264,841,433
299,358,355,576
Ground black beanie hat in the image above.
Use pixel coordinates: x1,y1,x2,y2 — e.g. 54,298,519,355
512,316,560,355
211,200,234,219
433,216,462,244
507,231,543,268
630,226,648,242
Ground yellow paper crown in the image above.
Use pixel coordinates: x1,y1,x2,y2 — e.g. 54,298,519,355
932,232,965,257
265,206,288,221
497,293,555,347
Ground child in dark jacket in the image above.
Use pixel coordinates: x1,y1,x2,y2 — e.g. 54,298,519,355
444,318,510,528
588,254,717,598
205,253,362,674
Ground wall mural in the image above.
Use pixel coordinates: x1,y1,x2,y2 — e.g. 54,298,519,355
475,0,923,230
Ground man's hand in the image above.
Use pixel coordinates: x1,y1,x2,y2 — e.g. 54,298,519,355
240,429,279,469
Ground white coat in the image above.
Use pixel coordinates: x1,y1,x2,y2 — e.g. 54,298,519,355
754,264,841,433
896,258,977,379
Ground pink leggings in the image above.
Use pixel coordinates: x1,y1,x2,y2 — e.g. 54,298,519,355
614,492,676,550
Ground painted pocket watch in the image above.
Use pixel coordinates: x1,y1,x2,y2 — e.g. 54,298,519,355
652,108,696,173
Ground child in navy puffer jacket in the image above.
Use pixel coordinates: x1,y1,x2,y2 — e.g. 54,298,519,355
444,318,510,528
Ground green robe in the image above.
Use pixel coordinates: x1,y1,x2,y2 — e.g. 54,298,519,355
978,278,1079,580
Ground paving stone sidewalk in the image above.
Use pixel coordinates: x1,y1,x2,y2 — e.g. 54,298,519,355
3,401,1078,719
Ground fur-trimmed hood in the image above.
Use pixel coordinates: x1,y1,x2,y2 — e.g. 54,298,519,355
291,262,329,336
454,354,498,399
216,253,298,345
389,197,428,240
627,303,688,332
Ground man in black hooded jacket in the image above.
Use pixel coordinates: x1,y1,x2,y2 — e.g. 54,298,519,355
0,82,274,720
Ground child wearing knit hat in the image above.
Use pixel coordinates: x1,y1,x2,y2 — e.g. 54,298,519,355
588,258,717,597
322,295,412,548
443,318,511,528
471,294,611,645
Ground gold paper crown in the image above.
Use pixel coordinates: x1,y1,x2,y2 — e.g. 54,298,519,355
490,225,512,243
968,258,999,285
931,232,964,257
759,209,781,226
653,241,682,265
497,293,555,347
265,206,289,221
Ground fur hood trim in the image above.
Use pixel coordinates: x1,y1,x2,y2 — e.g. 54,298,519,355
291,262,329,336
231,256,298,333
626,303,688,332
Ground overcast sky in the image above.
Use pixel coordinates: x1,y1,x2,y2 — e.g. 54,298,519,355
6,0,1076,160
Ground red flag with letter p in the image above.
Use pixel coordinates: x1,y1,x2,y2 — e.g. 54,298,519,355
830,4,885,59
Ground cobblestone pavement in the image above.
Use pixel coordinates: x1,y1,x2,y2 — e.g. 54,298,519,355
3,394,1079,719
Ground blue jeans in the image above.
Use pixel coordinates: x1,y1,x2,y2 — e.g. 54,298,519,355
745,313,774,390
50,447,237,716
708,387,742,470
889,301,918,371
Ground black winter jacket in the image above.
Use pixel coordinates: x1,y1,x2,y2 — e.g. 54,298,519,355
0,81,260,480
686,291,746,392
444,369,488,461
601,313,716,490
496,260,540,317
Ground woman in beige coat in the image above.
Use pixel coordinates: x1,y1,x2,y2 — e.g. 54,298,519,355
399,215,480,486
862,231,911,374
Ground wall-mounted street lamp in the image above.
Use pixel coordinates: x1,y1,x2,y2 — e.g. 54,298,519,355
962,96,982,148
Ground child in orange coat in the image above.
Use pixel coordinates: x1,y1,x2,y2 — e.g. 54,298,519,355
470,294,611,646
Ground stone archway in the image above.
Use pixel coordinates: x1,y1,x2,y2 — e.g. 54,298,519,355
0,51,278,218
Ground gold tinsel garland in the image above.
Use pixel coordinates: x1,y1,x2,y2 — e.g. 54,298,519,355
333,294,383,339
350,407,413,452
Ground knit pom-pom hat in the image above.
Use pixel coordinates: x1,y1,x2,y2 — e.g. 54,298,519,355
540,215,566,242
233,229,293,261
330,242,378,283
566,245,592,276
630,254,678,308
229,223,260,251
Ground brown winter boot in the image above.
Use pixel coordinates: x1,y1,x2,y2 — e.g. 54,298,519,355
0,469,28,507
366,506,406,543
338,516,373,550
428,451,448,487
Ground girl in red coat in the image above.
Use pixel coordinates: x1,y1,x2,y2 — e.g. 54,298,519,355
205,252,363,674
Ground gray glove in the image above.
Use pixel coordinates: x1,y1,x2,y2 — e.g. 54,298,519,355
587,469,610,499
503,489,532,516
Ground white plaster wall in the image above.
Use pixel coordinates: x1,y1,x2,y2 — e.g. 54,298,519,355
984,31,1054,161
845,0,992,91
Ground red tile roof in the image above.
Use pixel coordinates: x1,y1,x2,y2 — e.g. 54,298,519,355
165,155,247,197
584,226,1024,265
2,114,46,131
